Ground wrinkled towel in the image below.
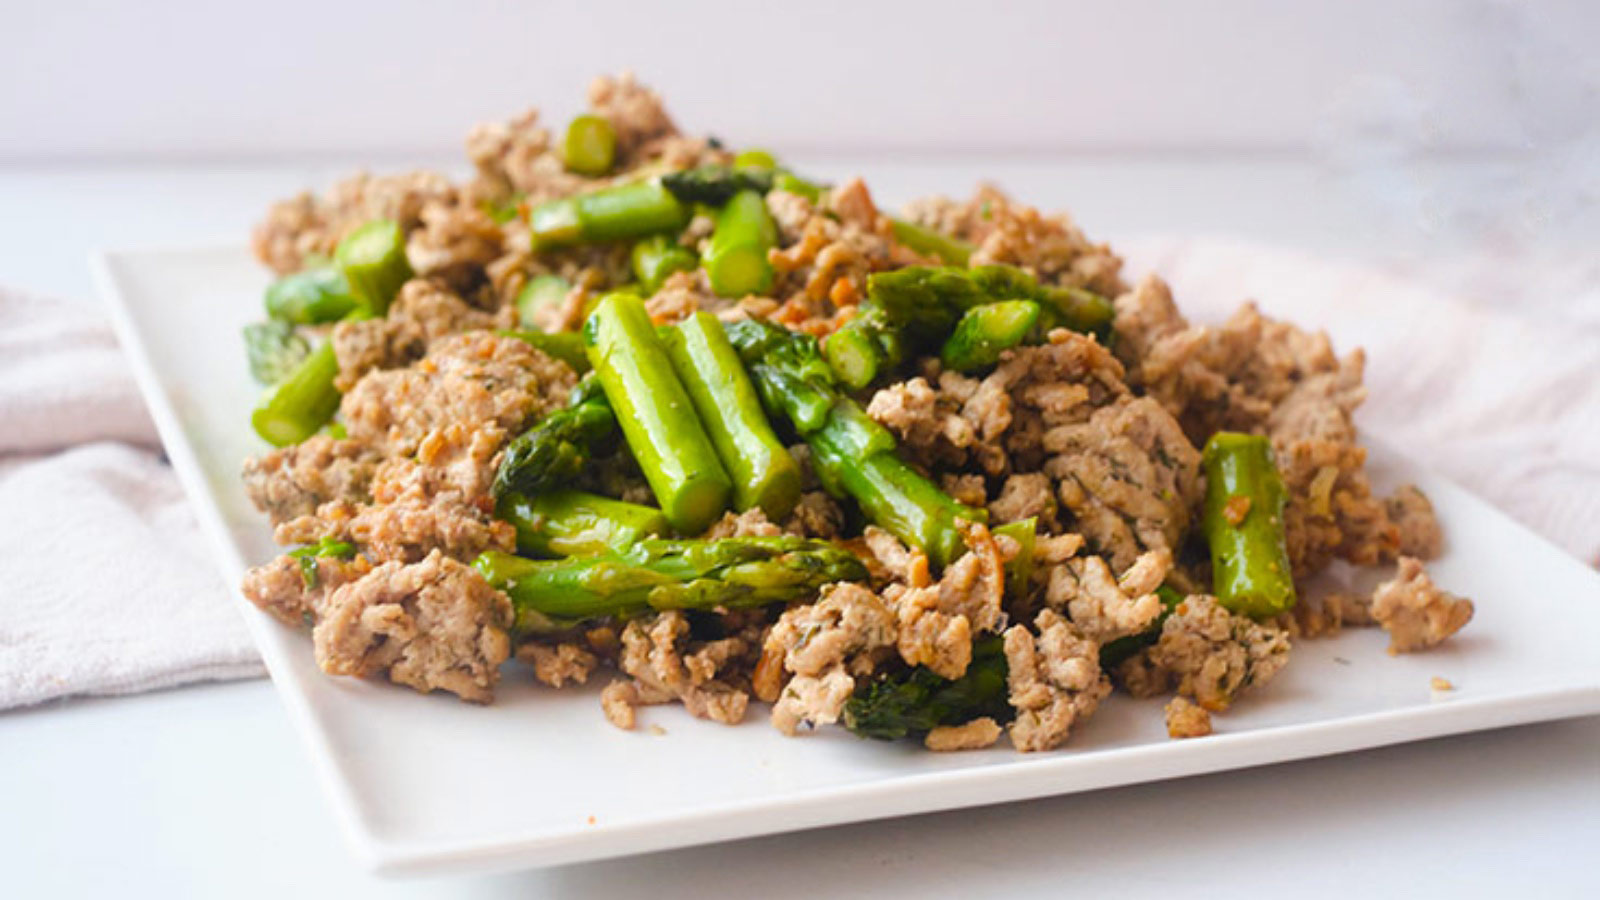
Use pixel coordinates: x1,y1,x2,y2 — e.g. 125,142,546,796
0,239,1595,710
0,290,262,710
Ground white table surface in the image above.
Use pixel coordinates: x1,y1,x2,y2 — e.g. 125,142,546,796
2,155,1596,898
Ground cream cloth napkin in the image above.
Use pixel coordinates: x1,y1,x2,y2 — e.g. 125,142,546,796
0,239,1594,710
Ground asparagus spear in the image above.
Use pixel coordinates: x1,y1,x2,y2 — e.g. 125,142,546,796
724,317,984,567
824,264,1112,389
500,330,590,374
335,219,412,316
661,312,802,520
1201,432,1297,618
888,218,975,266
703,189,778,297
473,536,868,634
631,234,698,293
528,180,689,246
492,377,618,499
660,165,773,206
264,266,358,325
243,320,311,386
992,518,1037,602
843,636,1011,741
940,300,1041,372
731,148,778,170
515,274,570,329
584,293,732,534
562,113,617,176
497,489,669,558
771,171,824,203
251,339,343,447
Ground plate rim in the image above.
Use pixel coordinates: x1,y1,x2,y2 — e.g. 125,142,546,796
92,244,1600,877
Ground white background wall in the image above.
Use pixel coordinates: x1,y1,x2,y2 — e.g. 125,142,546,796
4,0,1594,160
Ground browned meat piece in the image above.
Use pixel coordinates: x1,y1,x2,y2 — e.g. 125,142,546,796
406,202,505,289
587,72,678,165
331,279,511,391
766,582,897,735
312,550,513,703
342,331,573,457
1004,610,1110,752
1044,550,1171,643
766,179,910,334
924,717,1003,751
1275,591,1376,639
464,108,586,204
516,641,599,688
1386,484,1443,559
241,434,376,525
1164,696,1213,739
252,171,457,274
900,185,1125,295
886,524,1006,679
988,472,1059,530
240,553,372,627
276,422,515,564
1117,595,1291,711
1370,557,1474,653
604,612,760,730
701,508,781,539
781,490,845,539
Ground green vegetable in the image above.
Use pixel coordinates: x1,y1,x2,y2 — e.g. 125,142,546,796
725,317,983,567
584,293,732,534
992,518,1037,602
703,189,778,297
562,113,617,176
251,339,343,447
500,330,590,373
1099,586,1186,668
940,300,1041,371
482,192,524,224
630,234,698,293
287,537,357,589
1201,432,1297,618
334,219,412,316
824,264,1112,389
515,275,571,329
264,266,358,325
492,376,618,499
732,148,777,170
497,490,669,558
660,165,773,206
662,313,801,520
528,180,689,246
843,636,1011,741
888,218,975,265
771,171,824,203
473,536,868,634
243,320,310,386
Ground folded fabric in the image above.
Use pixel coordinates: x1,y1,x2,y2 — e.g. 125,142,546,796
0,289,262,710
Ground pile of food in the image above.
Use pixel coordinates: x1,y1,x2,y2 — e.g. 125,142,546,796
239,74,1473,751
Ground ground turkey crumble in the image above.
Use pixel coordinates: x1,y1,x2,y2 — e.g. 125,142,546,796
1004,610,1111,752
1164,696,1213,739
601,611,765,730
1117,595,1291,712
763,582,897,735
1370,557,1475,653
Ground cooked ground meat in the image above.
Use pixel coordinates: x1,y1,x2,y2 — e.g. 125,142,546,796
331,279,511,392
1117,595,1291,711
1044,549,1171,643
604,611,759,729
1386,484,1444,559
925,717,1003,751
312,550,512,703
900,185,1126,296
342,331,573,457
1370,557,1475,653
252,171,457,275
1004,610,1111,752
464,108,587,204
516,641,599,688
1274,591,1376,639
884,523,1007,679
765,179,913,335
702,508,782,539
766,582,897,734
240,552,372,627
241,434,376,525
1164,696,1213,739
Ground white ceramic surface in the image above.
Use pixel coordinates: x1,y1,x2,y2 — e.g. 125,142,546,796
96,245,1600,876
